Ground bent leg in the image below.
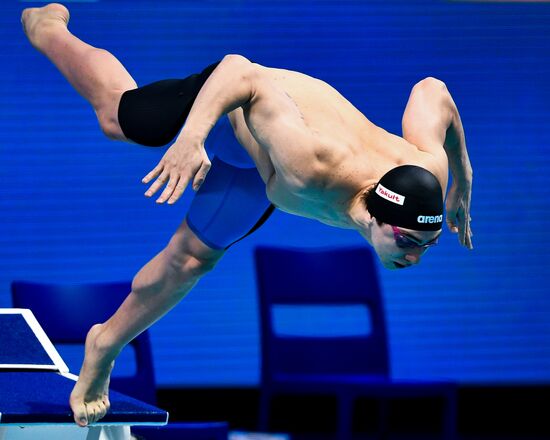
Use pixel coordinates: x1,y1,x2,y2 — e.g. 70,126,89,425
69,159,274,425
70,220,225,426
21,3,137,141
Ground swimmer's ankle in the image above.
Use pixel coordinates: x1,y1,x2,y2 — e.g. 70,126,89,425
85,323,120,365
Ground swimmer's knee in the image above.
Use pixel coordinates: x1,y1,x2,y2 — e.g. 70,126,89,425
165,236,224,280
168,247,223,281
181,251,221,278
96,92,130,141
130,245,222,296
98,115,122,140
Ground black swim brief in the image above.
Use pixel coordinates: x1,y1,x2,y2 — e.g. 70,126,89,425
117,61,274,249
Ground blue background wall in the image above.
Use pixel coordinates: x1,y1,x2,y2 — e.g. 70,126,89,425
1,0,549,386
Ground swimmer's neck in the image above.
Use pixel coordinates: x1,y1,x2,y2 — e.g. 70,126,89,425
343,183,377,243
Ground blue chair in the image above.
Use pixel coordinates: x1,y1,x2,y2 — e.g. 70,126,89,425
11,280,228,440
11,280,156,404
254,246,457,440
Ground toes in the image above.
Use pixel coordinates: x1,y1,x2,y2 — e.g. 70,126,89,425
90,402,103,425
72,398,110,426
85,402,96,425
72,403,88,427
96,400,108,421
20,8,34,32
86,399,110,425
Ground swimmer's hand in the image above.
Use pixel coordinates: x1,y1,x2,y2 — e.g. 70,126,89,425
142,135,211,204
445,178,473,250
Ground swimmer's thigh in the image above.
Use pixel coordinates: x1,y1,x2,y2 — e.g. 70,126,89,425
117,62,220,147
186,157,275,251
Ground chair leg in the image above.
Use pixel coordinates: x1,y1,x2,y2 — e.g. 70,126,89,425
337,395,353,440
443,390,458,440
258,391,271,432
377,399,390,440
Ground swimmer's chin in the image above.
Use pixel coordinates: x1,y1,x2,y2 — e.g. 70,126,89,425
382,260,410,270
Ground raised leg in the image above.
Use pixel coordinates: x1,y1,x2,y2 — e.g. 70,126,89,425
69,219,226,426
21,3,137,141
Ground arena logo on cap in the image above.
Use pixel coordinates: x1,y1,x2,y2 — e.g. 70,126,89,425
375,184,405,205
417,215,443,224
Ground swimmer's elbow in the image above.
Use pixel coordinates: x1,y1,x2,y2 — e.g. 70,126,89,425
220,54,259,106
221,54,251,67
414,76,448,93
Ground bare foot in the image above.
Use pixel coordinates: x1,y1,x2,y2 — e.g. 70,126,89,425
21,3,70,52
70,323,115,427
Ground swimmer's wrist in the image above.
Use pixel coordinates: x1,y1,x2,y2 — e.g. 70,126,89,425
449,161,471,187
175,125,208,149
444,108,472,188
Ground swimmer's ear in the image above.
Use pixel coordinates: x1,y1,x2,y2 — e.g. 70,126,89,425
192,160,212,191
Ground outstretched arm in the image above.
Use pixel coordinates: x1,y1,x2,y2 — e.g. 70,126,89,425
142,54,257,204
182,54,257,144
402,77,473,249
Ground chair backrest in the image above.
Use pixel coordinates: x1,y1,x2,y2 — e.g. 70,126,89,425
11,280,156,404
254,246,390,382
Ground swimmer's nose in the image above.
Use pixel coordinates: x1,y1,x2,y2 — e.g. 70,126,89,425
405,253,421,265
405,245,429,264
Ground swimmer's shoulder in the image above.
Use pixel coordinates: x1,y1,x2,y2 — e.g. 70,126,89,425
254,64,337,92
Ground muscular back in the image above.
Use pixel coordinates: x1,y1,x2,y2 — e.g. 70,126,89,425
228,64,447,227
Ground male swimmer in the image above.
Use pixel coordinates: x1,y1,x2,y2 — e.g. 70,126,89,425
21,3,473,427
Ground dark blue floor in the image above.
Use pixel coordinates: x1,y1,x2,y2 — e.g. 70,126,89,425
287,436,548,440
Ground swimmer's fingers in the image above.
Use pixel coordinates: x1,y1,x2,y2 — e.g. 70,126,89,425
145,169,170,199
466,225,474,250
156,172,181,204
462,188,474,250
462,225,473,250
457,208,468,247
445,180,473,249
147,139,209,204
167,177,188,205
456,202,474,250
165,156,210,204
445,203,459,234
142,163,164,185
446,212,459,234
192,158,211,192
445,184,460,234
464,211,474,250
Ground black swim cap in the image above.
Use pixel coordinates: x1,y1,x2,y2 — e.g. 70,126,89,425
365,165,443,231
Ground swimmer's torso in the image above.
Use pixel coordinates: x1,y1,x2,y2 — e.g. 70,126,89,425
227,65,448,228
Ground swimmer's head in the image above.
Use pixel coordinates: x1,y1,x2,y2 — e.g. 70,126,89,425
362,165,444,269
366,220,442,269
366,165,444,231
